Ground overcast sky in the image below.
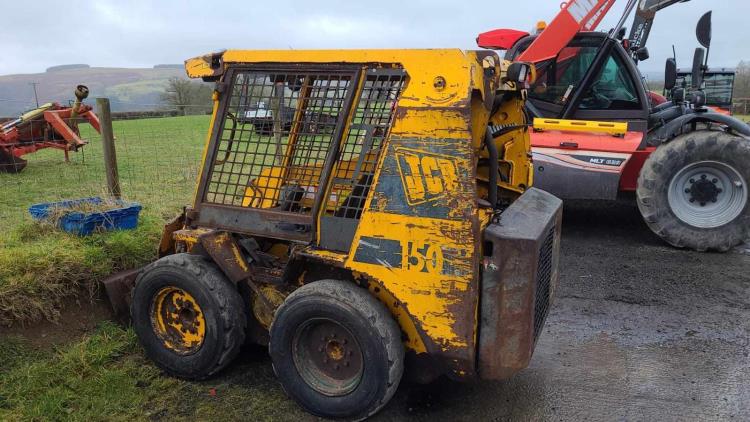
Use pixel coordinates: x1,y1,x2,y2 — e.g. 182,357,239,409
1,0,748,76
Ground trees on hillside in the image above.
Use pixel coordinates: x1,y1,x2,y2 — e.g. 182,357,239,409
160,77,212,115
733,61,750,99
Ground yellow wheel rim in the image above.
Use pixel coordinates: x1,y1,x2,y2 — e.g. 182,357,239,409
150,287,206,355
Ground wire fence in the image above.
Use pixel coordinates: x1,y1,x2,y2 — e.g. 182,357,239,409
0,104,211,232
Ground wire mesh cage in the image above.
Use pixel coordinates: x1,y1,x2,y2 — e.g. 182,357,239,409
199,65,406,225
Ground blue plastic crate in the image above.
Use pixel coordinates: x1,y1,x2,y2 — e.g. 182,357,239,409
29,197,142,236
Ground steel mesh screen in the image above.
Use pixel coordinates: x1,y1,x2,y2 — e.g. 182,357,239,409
330,70,406,219
534,224,556,342
204,69,355,214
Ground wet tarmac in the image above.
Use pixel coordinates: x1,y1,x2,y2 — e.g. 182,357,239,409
372,200,750,421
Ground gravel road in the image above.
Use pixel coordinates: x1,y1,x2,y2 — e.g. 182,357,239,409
371,199,750,421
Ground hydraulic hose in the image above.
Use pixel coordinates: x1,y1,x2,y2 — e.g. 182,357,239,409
485,127,498,208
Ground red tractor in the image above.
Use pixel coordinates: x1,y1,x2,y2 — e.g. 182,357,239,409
0,85,101,173
479,0,750,251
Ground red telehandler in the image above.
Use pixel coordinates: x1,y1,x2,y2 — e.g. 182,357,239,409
0,85,101,173
478,0,750,252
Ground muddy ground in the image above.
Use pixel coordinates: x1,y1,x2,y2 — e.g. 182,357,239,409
7,199,749,421
218,200,749,421
371,200,750,421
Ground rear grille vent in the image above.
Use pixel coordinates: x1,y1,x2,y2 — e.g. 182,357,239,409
533,225,555,342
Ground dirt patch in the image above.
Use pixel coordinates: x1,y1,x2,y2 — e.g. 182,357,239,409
0,297,114,349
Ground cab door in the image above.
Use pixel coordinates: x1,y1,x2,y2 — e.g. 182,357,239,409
526,35,650,199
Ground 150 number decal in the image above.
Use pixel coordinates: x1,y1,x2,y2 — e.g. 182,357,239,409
405,241,444,274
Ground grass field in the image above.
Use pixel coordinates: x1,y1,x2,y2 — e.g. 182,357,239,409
0,115,317,420
0,322,308,421
0,115,208,325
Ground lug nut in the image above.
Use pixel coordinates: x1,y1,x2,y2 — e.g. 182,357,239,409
712,178,718,183
712,199,717,203
690,178,695,184
701,174,707,180
718,188,723,193
689,198,695,203
685,188,691,194
700,202,706,206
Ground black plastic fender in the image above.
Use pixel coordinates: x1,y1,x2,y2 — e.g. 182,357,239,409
649,110,750,145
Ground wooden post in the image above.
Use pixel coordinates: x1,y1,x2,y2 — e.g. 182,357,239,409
96,98,121,199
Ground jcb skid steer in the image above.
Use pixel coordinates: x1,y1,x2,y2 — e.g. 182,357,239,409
105,49,562,420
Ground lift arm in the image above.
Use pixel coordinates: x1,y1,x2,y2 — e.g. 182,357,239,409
628,0,691,63
516,0,618,63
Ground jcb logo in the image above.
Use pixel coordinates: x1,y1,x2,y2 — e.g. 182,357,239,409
395,148,459,205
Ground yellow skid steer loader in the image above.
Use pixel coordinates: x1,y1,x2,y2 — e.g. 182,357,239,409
105,49,562,420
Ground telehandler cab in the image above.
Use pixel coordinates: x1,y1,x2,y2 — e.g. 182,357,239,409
105,49,562,420
481,0,750,251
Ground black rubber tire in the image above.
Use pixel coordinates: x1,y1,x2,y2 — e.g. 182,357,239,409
637,131,750,252
131,253,246,380
0,148,27,173
269,280,404,421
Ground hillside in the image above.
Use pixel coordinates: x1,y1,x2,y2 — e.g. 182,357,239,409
0,65,188,116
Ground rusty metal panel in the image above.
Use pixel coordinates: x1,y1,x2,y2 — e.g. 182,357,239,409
102,268,140,318
196,230,252,284
158,211,185,257
478,187,562,380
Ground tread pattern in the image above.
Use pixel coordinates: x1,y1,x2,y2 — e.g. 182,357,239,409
133,253,246,380
636,131,750,252
270,279,404,420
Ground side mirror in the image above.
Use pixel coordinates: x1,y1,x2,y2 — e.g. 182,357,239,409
696,11,712,49
616,27,627,40
636,47,650,62
665,58,677,90
505,62,536,85
692,48,705,89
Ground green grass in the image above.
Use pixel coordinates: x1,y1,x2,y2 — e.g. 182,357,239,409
0,115,318,420
0,323,308,421
0,115,209,325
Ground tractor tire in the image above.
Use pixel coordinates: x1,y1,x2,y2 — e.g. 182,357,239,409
131,253,246,380
637,131,750,252
269,279,404,421
0,148,27,173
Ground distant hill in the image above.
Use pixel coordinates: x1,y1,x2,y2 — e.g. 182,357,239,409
0,64,188,116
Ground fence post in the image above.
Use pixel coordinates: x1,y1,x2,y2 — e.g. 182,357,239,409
96,98,121,199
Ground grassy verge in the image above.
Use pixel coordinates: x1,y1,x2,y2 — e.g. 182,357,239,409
0,115,323,420
0,322,309,421
0,115,208,326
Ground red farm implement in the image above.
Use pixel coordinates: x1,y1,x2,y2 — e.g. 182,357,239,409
0,85,101,173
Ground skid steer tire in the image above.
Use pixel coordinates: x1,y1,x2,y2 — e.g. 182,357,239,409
0,148,27,173
269,279,404,421
637,131,750,252
131,253,246,380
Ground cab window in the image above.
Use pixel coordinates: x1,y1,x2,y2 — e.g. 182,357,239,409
580,53,641,110
529,41,641,111
529,46,598,105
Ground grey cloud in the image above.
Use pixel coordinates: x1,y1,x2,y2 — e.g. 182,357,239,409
0,0,747,75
